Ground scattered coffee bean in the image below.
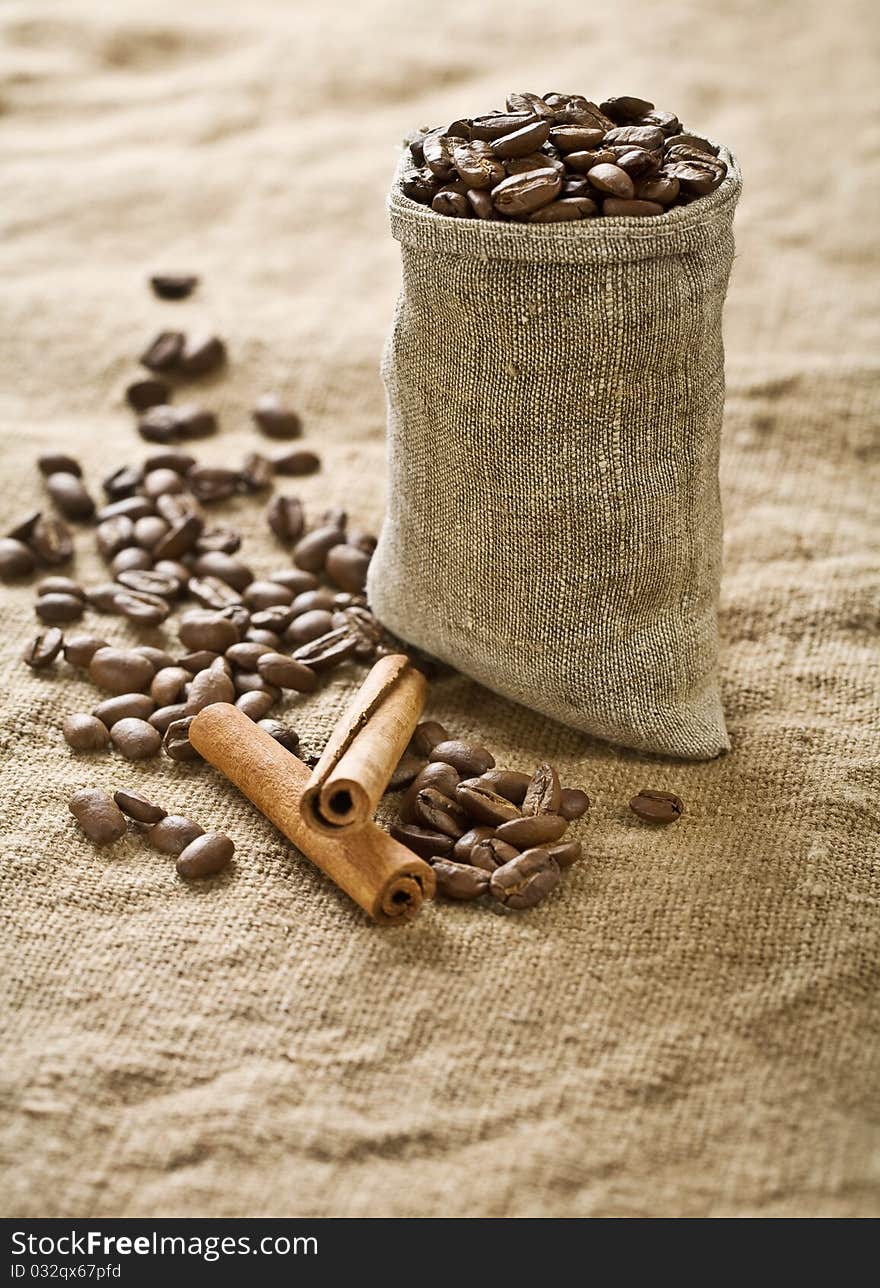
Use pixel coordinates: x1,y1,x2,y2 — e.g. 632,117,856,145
453,825,496,862
28,514,73,565
546,840,582,868
454,778,522,825
44,472,95,521
324,544,370,593
286,609,334,646
110,717,162,760
470,837,520,873
292,524,345,573
495,813,567,847
558,787,590,821
89,647,155,695
256,652,318,692
235,690,276,720
388,752,427,792
93,693,156,727
432,859,490,901
272,449,320,476
267,495,305,544
148,814,205,855
179,333,225,376
253,394,302,439
389,822,454,859
69,788,128,845
141,331,184,373
22,627,64,668
62,714,110,752
0,537,36,579
178,610,240,653
291,627,357,671
163,716,201,762
111,546,153,576
150,273,198,300
126,378,170,412
489,847,560,909
479,769,532,804
36,592,84,624
256,719,300,751
184,661,235,714
414,786,470,839
522,762,562,816
176,831,234,878
63,634,108,668
113,789,167,824
410,720,450,759
430,739,495,777
629,789,684,823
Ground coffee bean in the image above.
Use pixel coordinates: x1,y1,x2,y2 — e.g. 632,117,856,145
148,701,186,732
233,671,280,700
45,472,95,521
134,645,175,671
495,813,567,847
150,666,190,706
239,452,273,493
522,763,562,816
188,466,241,503
117,568,180,600
109,717,162,760
36,575,82,600
292,524,345,573
289,588,337,616
388,751,428,792
389,822,454,859
114,588,171,627
137,406,179,444
400,761,460,823
148,814,204,855
142,467,185,500
108,790,165,825
491,168,562,216
97,496,155,524
549,126,605,153
126,378,170,412
111,547,153,577
28,515,73,565
271,449,321,477
614,147,660,181
37,453,81,478
89,646,155,695
7,511,41,543
63,634,108,668
178,333,225,376
470,112,532,141
163,717,201,762
174,403,217,440
195,525,241,555
180,604,244,652
584,162,635,198
324,544,370,593
103,465,144,501
243,580,294,611
22,627,64,668
86,582,123,612
69,788,128,846
430,739,495,777
132,515,168,550
256,720,300,751
92,693,156,727
141,331,184,373
489,847,560,909
62,714,110,752
629,789,684,823
546,840,582,868
466,189,495,219
235,690,276,720
529,197,597,222
176,831,234,878
188,574,241,611
225,641,270,669
559,788,590,821
267,495,305,544
410,720,450,759
36,592,84,623
602,198,664,217
452,825,496,862
490,118,551,159
286,609,335,647
470,837,520,873
432,859,490,901
253,394,301,439
0,537,36,579
95,516,134,561
599,95,655,123
184,661,235,714
251,606,295,633
152,514,203,561
256,652,319,693
292,627,357,672
413,786,470,839
479,769,532,804
150,273,198,300
455,779,522,826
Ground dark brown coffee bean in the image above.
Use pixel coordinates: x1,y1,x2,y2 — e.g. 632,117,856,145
149,666,189,706
602,198,664,217
187,466,240,504
430,739,495,777
546,840,582,869
179,609,241,653
150,273,197,300
185,661,235,714
388,752,428,792
663,156,726,195
465,189,494,219
175,403,218,440
637,173,680,204
267,495,305,544
28,515,73,565
490,118,551,159
410,721,450,759
98,496,156,524
62,713,110,752
225,641,270,669
0,537,36,579
96,515,134,560
137,406,180,444
413,786,470,839
470,112,533,141
178,649,220,673
178,332,225,376
522,763,562,816
148,814,204,854
451,140,505,190
474,769,531,805
559,788,590,821
177,831,234,878
133,515,170,550
561,175,592,197
243,580,294,611
7,511,41,542
233,671,280,700
126,378,170,412
291,627,357,671
324,544,370,593
85,581,123,612
452,825,496,862
150,702,187,732
489,847,560,909
289,588,337,617
293,524,345,573
400,761,460,822
253,394,301,439
389,822,454,859
286,609,334,647
45,472,95,521
89,647,155,695
152,515,203,562
92,693,156,727
110,717,162,760
110,547,153,577
117,569,180,600
163,717,201,762
529,197,597,221
113,789,167,824
470,837,520,873
37,453,81,478
333,605,382,659
142,467,184,499
505,91,553,117
503,151,564,178
271,449,320,477
599,95,654,123
629,789,684,824
491,168,561,216
422,131,456,180
63,634,108,668
36,575,83,599
615,147,660,181
245,628,281,647
114,588,171,626
402,163,441,204
187,575,240,611
69,789,127,845
256,719,300,752
586,163,635,198
603,124,664,151
239,451,273,494
432,859,490,901
256,652,319,692
549,125,605,153
455,779,522,826
22,627,63,668
495,813,566,847
102,466,141,500
141,330,184,373
135,645,175,670
235,690,276,720
36,592,83,623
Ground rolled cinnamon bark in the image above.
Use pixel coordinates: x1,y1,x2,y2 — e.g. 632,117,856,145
189,702,435,924
301,654,427,835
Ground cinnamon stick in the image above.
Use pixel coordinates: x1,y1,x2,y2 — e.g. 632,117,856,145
189,702,435,924
300,653,427,835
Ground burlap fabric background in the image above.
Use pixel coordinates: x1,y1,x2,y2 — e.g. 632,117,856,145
1,0,878,1218
371,149,740,758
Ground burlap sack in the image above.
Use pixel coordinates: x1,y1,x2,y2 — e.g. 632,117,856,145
369,147,742,759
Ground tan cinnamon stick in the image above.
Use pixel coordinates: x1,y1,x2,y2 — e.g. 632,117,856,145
189,702,435,924
300,653,428,835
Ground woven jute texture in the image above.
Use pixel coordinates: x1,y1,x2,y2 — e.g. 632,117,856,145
369,150,741,758
1,0,878,1219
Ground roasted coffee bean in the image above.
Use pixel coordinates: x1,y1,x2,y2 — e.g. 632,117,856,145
96,515,135,560
603,124,664,151
291,627,357,671
663,156,726,194
239,451,273,493
478,769,532,804
226,641,271,670
489,847,560,909
530,197,597,221
178,332,225,376
470,112,532,141
432,859,490,901
614,147,660,181
178,649,219,673
177,831,234,878
422,131,456,180
506,90,554,117
410,721,450,759
546,840,582,868
84,582,122,612
175,403,217,440
495,813,566,847
163,717,201,762
430,739,495,777
38,453,81,478
133,515,170,550
98,496,155,524
126,378,170,413
150,666,190,706
492,168,561,216
154,559,190,589
470,837,520,873
253,394,301,439
243,580,294,611
389,822,454,859
402,164,441,204
451,140,505,190
505,151,564,178
113,789,167,824
148,814,204,854
256,652,319,692
491,118,551,158
400,761,460,822
286,609,335,646
62,713,110,752
193,527,240,558
111,547,153,577
150,702,187,732
8,511,42,543
603,198,664,217
466,189,495,219
413,787,470,839
45,472,95,521
93,693,156,727
324,544,370,593
114,589,171,627
246,628,282,648
185,660,235,714
559,788,590,821
522,763,562,816
561,175,592,198
150,273,198,300
586,162,635,198
233,671,280,700
388,752,427,792
638,173,680,204
267,495,305,544
89,647,155,695
289,588,337,616
629,789,684,823
69,788,127,845
271,448,320,477
135,645,175,670
110,717,162,760
247,607,293,634
152,515,202,562
292,524,345,573
63,634,108,668
37,575,83,599
117,568,180,600
599,95,655,123
22,627,63,668
36,592,83,624
142,467,185,499
256,719,300,751
0,537,36,579
455,779,522,826
141,330,184,372
137,406,183,444
453,825,496,862
333,605,381,659
187,574,240,611
187,466,240,503
235,690,276,720
28,515,73,565
549,125,606,153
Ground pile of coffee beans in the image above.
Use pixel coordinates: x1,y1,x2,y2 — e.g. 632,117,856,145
403,91,727,222
68,786,233,878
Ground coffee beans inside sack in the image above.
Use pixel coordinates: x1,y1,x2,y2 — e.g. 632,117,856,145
369,90,741,758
